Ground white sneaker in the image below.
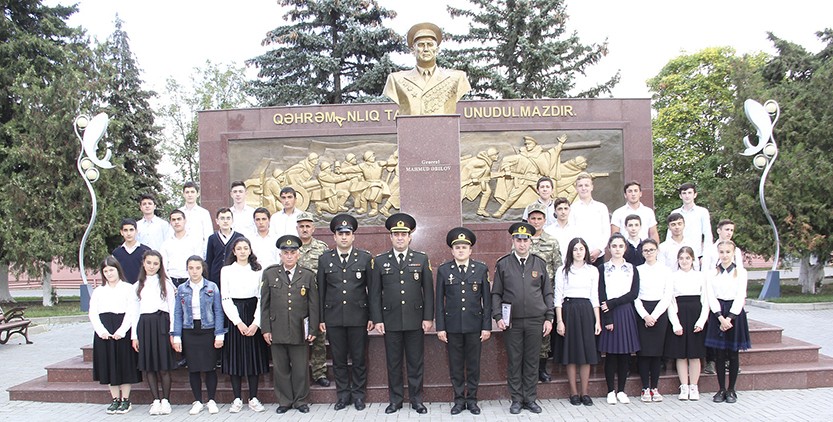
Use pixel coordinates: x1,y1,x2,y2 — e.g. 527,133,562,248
616,392,631,404
189,401,204,415
248,397,265,412
159,399,172,415
149,399,161,415
207,400,219,414
688,384,700,401
640,388,652,402
230,398,243,413
607,391,617,404
679,384,689,400
651,388,663,402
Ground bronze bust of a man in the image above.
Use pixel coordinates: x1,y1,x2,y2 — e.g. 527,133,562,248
383,22,471,115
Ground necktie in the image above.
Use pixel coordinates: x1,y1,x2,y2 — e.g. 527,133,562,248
285,270,291,278
460,265,465,274
340,253,348,265
398,253,405,265
520,258,526,270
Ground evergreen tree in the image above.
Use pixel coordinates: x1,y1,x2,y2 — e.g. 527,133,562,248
248,0,406,106
444,0,619,99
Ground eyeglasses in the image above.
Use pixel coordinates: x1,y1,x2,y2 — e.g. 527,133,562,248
642,248,657,253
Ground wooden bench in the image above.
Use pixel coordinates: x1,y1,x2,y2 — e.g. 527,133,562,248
0,305,32,344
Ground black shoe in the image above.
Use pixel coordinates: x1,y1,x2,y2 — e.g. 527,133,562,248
354,398,366,411
509,401,522,414
411,402,428,414
296,404,310,413
712,390,726,403
581,395,594,406
314,377,330,387
116,399,131,414
468,402,481,415
334,400,348,411
725,390,738,403
450,403,465,415
276,405,291,414
106,398,120,414
569,395,581,406
385,403,402,414
524,401,542,413
538,358,552,383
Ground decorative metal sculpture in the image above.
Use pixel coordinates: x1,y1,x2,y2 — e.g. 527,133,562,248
74,113,114,284
741,99,781,298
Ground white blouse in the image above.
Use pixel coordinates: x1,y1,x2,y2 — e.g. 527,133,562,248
667,269,709,331
635,262,673,319
220,263,263,327
706,264,748,317
601,261,635,300
554,264,600,308
88,280,136,339
131,274,176,340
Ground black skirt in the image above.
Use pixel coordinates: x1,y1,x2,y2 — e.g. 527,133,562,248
705,299,751,351
597,303,640,354
636,300,668,357
136,311,175,372
555,298,599,365
92,312,142,385
182,319,219,373
221,297,270,376
665,296,707,359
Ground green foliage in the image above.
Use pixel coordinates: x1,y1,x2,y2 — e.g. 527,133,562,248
444,0,619,99
248,0,407,106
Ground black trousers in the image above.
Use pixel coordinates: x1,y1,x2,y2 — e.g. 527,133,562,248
384,329,424,405
327,325,368,402
447,332,482,405
504,316,545,404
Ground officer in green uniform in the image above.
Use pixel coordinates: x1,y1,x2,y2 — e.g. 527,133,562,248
261,235,319,414
523,201,562,383
296,212,331,387
370,213,434,414
317,214,374,411
435,227,492,415
492,222,554,415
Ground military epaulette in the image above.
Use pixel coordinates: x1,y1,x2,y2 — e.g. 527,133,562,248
298,266,316,276
495,253,514,263
263,263,283,272
528,252,546,263
471,259,487,268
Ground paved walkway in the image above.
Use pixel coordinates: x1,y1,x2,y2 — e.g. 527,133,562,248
2,310,833,421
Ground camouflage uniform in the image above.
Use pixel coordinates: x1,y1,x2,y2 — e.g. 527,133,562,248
299,237,330,381
529,232,562,360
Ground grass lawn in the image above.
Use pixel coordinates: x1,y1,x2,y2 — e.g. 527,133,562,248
748,282,833,303
2,297,86,318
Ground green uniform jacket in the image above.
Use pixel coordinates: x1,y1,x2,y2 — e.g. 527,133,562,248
491,253,554,322
260,264,319,345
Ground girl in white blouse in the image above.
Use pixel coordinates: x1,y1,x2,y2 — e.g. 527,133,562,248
666,246,709,401
220,238,269,413
634,239,673,402
554,237,601,407
89,256,141,414
704,240,750,404
131,250,176,415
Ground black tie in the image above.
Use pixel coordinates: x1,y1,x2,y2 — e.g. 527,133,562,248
398,253,405,265
285,270,291,278
520,258,526,270
340,253,348,265
460,265,465,274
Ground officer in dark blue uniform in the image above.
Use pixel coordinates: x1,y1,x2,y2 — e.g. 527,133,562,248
435,227,492,415
369,213,434,414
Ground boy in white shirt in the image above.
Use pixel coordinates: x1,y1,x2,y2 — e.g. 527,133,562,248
659,213,697,270
568,173,610,266
610,181,659,242
666,183,713,260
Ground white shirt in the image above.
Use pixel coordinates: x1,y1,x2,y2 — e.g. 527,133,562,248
160,232,204,278
601,261,635,300
270,208,302,237
667,268,709,332
569,198,610,258
666,204,713,257
702,240,744,272
136,215,171,251
659,237,698,270
635,262,673,319
554,264,600,308
131,275,176,339
220,263,263,327
231,204,256,238
88,280,136,339
522,199,556,228
611,202,658,240
544,220,578,260
179,204,214,247
250,231,280,268
706,264,748,317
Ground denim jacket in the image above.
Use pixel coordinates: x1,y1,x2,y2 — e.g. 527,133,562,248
172,278,226,338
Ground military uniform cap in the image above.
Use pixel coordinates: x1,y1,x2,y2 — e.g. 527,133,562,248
276,234,302,250
446,227,476,247
526,201,547,217
296,212,315,223
330,214,358,233
385,212,416,233
508,222,535,239
407,22,443,47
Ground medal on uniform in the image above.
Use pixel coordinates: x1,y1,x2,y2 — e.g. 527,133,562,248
356,272,362,279
301,286,306,296
414,273,420,281
448,273,454,283
472,283,478,292
532,271,538,278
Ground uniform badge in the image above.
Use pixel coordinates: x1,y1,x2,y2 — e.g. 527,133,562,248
383,262,390,268
356,272,362,279
532,271,539,278
301,286,306,296
448,273,454,283
472,283,478,292
414,273,420,281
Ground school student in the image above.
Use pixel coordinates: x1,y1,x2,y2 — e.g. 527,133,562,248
634,239,673,402
623,214,646,266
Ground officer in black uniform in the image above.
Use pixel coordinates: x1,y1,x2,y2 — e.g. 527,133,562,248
435,227,492,415
492,222,554,415
369,213,434,414
317,214,374,411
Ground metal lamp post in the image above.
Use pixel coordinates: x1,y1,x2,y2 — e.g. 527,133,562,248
741,99,781,299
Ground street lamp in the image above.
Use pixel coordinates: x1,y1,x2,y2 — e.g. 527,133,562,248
741,99,781,299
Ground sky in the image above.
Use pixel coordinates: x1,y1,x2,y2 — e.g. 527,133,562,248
53,0,832,99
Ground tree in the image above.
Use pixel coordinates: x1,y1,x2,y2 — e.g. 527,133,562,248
444,0,619,99
248,0,406,106
158,60,250,202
